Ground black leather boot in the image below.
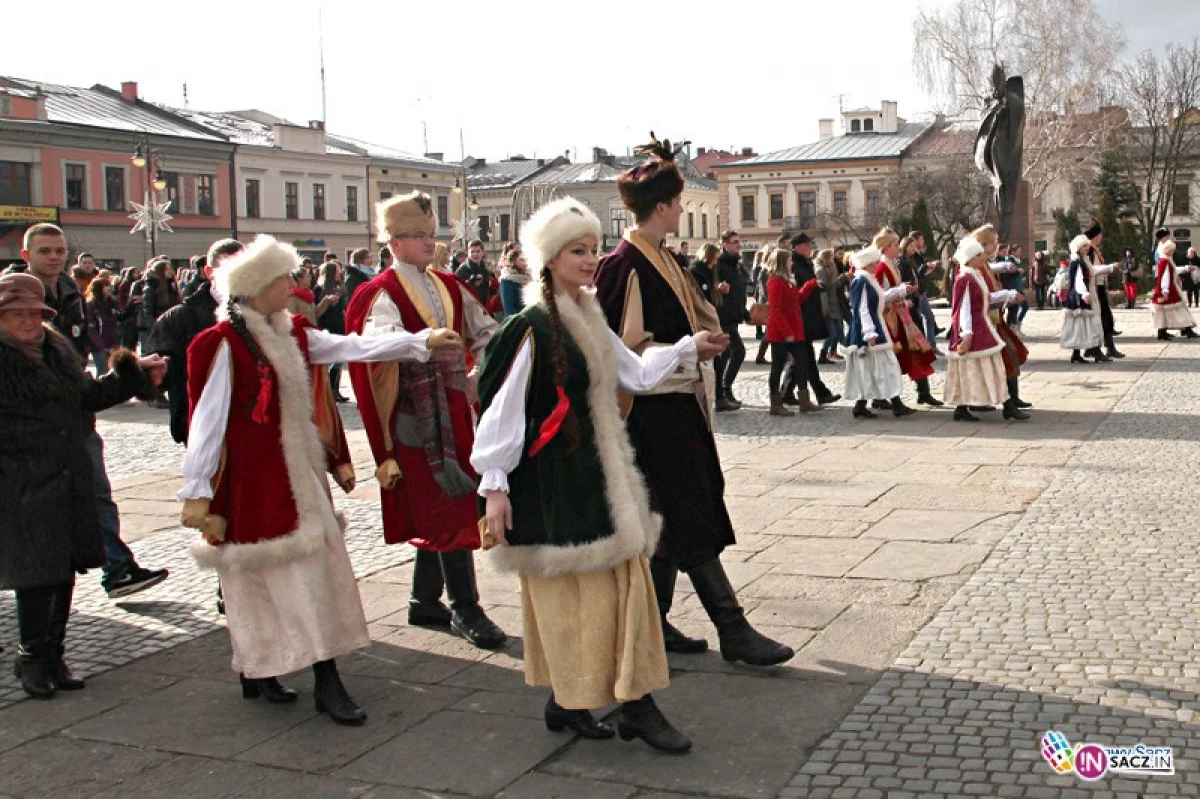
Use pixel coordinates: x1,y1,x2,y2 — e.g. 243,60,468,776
312,659,366,725
1104,331,1126,358
1070,349,1088,364
1085,346,1112,363
241,674,298,703
408,549,451,627
871,399,892,410
852,400,877,419
891,396,916,417
441,551,507,650
617,694,691,754
686,559,793,666
649,556,707,654
545,694,614,739
46,582,84,690
1183,328,1200,339
14,586,55,699
1158,329,1175,341
1002,399,1030,420
1007,377,1032,409
915,377,944,407
953,406,980,422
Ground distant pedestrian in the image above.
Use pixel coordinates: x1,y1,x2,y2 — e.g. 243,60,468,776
85,275,120,375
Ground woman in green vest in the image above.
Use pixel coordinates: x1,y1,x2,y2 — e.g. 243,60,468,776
473,198,726,755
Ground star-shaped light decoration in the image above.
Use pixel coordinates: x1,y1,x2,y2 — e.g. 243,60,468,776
450,216,479,246
129,195,174,237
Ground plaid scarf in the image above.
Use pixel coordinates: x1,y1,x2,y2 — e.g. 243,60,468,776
393,345,475,496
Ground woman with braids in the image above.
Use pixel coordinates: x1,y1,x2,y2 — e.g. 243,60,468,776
179,235,463,725
473,198,725,754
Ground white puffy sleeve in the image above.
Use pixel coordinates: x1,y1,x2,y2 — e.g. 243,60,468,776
883,286,908,303
988,290,1014,306
959,289,974,336
305,327,431,365
360,291,404,335
858,288,879,340
1093,263,1117,277
460,284,499,361
178,340,231,501
609,327,698,392
470,337,533,496
1075,267,1091,299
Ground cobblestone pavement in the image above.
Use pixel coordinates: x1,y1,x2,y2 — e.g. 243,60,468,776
0,307,1191,797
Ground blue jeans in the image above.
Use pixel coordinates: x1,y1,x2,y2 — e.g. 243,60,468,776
91,349,110,375
84,430,135,577
916,295,938,341
822,317,844,355
1006,300,1029,326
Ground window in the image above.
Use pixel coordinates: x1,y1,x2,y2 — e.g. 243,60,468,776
245,179,261,218
866,189,883,216
611,207,627,237
833,190,848,218
1072,181,1088,211
864,118,874,132
0,162,31,204
499,213,511,242
313,183,326,220
851,119,862,133
1033,192,1045,216
346,186,358,222
161,171,181,212
741,194,756,223
65,163,86,209
799,191,817,227
1035,239,1048,252
687,212,695,238
478,215,491,242
1173,183,1190,216
769,193,784,221
701,212,709,239
379,191,392,202
285,182,299,219
197,174,214,216
104,166,125,211
437,195,449,227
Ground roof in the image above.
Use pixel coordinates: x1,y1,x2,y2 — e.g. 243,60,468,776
904,120,977,157
468,158,555,190
521,161,623,186
1,77,226,142
716,122,932,167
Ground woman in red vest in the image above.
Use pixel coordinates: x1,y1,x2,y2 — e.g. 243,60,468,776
180,235,461,725
1151,239,1199,340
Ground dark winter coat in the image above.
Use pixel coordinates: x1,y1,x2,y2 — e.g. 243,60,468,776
146,281,219,444
456,260,494,305
1,265,89,357
0,329,154,590
790,251,827,340
138,276,181,331
715,249,749,328
87,296,121,352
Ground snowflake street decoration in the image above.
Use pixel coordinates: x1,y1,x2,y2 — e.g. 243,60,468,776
450,216,479,245
129,195,174,237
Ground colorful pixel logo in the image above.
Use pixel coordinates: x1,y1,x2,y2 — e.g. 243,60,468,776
1041,731,1174,781
1041,731,1075,774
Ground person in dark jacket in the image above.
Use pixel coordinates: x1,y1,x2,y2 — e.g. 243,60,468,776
3,226,89,358
344,247,377,302
0,272,166,698
713,231,749,410
116,266,143,350
86,275,120,375
498,251,532,316
317,259,350,401
138,259,181,352
147,239,242,443
782,233,840,406
456,240,494,305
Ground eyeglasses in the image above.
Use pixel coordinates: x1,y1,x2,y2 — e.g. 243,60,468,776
395,232,436,242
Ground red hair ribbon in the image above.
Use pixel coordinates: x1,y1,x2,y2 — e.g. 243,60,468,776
251,362,274,424
527,386,569,457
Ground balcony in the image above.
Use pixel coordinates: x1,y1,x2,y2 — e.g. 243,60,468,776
782,213,828,232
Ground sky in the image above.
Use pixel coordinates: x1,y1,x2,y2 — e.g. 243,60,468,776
7,0,1197,163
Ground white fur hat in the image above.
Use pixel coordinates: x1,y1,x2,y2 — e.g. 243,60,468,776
954,236,984,266
851,245,881,270
1160,238,1177,257
1069,234,1092,256
217,234,300,301
519,197,603,275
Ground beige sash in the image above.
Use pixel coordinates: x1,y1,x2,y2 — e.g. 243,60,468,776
393,265,457,333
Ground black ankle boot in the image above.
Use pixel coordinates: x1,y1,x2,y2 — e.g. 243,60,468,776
441,551,507,650
1183,328,1200,339
915,378,944,407
408,550,452,627
46,582,83,691
545,695,614,739
1002,400,1030,421
649,557,707,655
871,399,891,410
241,674,298,703
1159,329,1175,340
1086,347,1112,363
686,559,793,666
852,400,877,419
953,406,980,422
1007,377,1032,409
617,695,691,754
312,659,366,725
14,586,55,699
1070,350,1088,364
891,396,916,417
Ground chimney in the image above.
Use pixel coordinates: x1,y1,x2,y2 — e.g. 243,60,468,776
424,152,444,161
819,119,834,140
308,120,325,130
120,81,139,102
741,147,753,156
592,146,605,163
536,158,545,167
934,112,946,126
881,100,899,133
697,147,707,156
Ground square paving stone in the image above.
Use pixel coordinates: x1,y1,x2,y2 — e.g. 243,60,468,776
238,677,469,773
439,653,543,697
793,605,933,676
496,773,637,798
746,598,848,630
126,630,237,682
754,538,882,577
92,752,380,798
0,736,172,796
543,671,863,798
738,573,919,605
764,518,869,538
65,677,311,758
799,449,914,471
724,497,795,533
765,482,893,508
848,542,993,580
874,485,1040,513
334,709,564,796
862,510,998,542
936,448,1020,465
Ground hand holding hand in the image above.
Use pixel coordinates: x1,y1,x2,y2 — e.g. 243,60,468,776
867,336,878,346
905,283,919,295
958,334,973,355
375,459,403,491
200,515,227,546
691,330,729,361
427,328,463,349
181,498,210,530
482,490,512,549
138,354,169,386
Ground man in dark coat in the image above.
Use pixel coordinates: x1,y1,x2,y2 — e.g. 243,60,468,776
713,231,749,410
455,240,494,305
4,229,88,358
344,247,377,301
0,271,164,697
783,233,840,405
147,239,242,443
1086,220,1124,359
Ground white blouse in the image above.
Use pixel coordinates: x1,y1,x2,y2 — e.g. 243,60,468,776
857,284,908,341
178,327,432,501
471,329,698,495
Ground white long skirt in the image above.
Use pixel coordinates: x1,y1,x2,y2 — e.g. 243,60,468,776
1153,301,1195,330
845,346,904,401
1060,311,1102,350
220,468,370,679
944,353,1008,407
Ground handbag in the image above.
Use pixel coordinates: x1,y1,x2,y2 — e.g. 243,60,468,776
748,302,769,326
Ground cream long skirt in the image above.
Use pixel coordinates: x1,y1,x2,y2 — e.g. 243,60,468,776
1060,311,1102,350
944,353,1008,407
844,347,904,402
220,468,370,679
520,553,669,710
1153,301,1195,330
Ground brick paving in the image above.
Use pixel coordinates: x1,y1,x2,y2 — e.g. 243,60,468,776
0,307,1192,797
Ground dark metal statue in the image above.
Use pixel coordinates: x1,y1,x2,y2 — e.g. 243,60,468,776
974,64,1026,242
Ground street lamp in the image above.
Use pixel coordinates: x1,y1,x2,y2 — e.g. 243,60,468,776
130,134,170,257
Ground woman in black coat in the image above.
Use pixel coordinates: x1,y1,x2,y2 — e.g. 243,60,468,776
0,273,164,698
138,260,181,352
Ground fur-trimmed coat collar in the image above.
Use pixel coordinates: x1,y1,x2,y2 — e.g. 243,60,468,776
0,326,86,408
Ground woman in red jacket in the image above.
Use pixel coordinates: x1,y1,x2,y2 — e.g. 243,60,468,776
765,247,820,416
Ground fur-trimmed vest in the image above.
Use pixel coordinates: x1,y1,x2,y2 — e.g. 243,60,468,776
476,288,661,576
1153,257,1184,305
846,271,891,353
948,267,1004,359
186,310,343,572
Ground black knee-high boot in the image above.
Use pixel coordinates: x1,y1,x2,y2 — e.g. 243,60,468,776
915,377,943,407
46,582,83,690
14,585,56,698
685,559,794,666
649,556,707,654
408,549,451,627
439,550,507,649
312,659,366,725
1003,377,1031,420
1007,376,1032,409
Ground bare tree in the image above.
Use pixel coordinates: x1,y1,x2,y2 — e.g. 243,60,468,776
913,0,1125,198
1116,39,1200,254
891,153,992,257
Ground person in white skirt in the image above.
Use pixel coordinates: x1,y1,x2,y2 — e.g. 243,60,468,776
945,237,1020,422
1151,239,1200,340
844,245,916,419
1060,234,1109,363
